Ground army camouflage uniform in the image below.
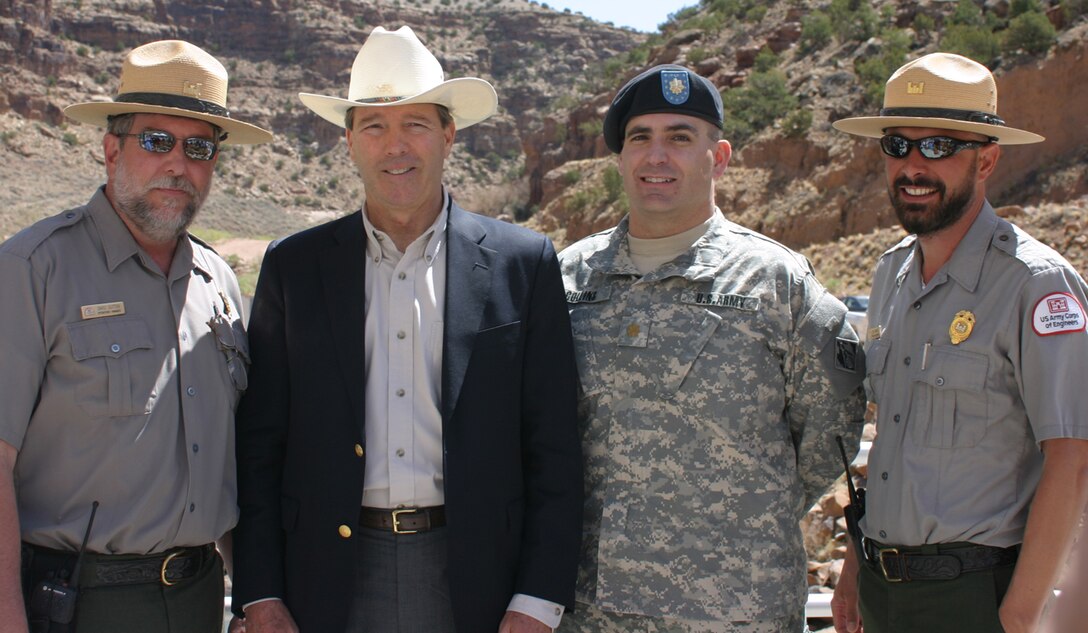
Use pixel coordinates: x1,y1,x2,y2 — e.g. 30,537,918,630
557,211,866,630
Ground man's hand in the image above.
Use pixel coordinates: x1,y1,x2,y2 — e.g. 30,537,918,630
831,547,863,633
242,600,299,633
498,610,552,633
227,615,246,633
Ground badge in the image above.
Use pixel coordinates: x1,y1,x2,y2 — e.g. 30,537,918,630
949,310,975,345
80,301,126,319
867,325,883,341
1032,292,1086,336
218,290,233,317
660,69,690,105
834,338,859,372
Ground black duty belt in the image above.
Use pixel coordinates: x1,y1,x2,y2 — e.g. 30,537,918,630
359,506,446,534
23,542,214,588
864,539,1020,582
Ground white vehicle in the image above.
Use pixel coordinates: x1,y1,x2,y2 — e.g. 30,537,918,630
842,295,869,343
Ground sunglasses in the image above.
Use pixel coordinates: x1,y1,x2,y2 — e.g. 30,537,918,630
115,130,220,161
880,135,992,160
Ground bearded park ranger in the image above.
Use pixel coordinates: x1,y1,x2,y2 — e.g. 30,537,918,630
831,53,1088,633
556,65,867,633
0,40,271,633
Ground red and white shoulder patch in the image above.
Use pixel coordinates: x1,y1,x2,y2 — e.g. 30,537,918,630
1032,292,1086,336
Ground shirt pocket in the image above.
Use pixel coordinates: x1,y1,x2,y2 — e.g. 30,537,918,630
66,317,155,418
909,347,990,448
864,339,890,405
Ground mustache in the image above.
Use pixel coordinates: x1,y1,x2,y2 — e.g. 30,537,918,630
146,175,198,197
893,175,945,193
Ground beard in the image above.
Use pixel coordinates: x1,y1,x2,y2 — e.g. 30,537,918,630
889,155,977,236
112,158,207,243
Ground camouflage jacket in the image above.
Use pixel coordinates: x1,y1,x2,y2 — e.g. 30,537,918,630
557,211,866,622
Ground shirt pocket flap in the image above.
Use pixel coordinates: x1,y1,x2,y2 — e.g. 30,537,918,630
865,339,891,377
68,317,153,360
919,347,988,392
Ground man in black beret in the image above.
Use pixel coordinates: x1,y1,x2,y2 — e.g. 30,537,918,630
556,65,867,632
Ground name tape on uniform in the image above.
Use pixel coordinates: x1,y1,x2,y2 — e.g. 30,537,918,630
1032,292,1085,336
680,291,760,311
566,287,612,304
80,301,126,320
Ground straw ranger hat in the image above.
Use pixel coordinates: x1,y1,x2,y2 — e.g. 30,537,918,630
834,52,1043,145
299,26,498,130
64,40,273,144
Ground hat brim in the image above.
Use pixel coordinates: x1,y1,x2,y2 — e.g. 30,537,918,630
299,77,498,130
833,115,1043,145
64,101,273,144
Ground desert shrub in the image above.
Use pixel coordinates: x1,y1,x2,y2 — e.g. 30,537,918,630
913,13,935,34
721,69,796,146
687,46,710,65
563,170,581,186
950,0,986,26
856,28,912,104
1065,0,1088,20
603,165,624,202
941,24,1002,64
799,11,833,53
1009,0,1043,18
828,0,879,42
782,108,813,138
578,119,603,138
567,189,594,214
753,47,779,73
62,132,79,146
1003,11,1057,55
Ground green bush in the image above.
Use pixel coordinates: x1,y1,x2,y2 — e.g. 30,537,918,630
753,47,779,73
828,0,879,42
687,46,710,65
563,170,581,186
1065,0,1088,20
856,28,912,104
800,11,833,53
913,13,935,34
721,69,796,145
62,132,79,147
941,24,1001,64
950,0,986,26
603,165,624,203
578,119,603,137
1003,11,1057,55
782,108,813,138
1009,0,1043,18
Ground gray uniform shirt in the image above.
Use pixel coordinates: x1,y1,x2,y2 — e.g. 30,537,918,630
863,202,1088,548
558,211,866,622
0,188,247,554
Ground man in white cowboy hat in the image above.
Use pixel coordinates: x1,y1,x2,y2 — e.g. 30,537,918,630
830,52,1088,633
231,25,581,633
0,39,272,633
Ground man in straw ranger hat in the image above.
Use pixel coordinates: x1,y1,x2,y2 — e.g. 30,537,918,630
232,25,581,633
556,64,865,633
0,39,271,633
831,52,1088,633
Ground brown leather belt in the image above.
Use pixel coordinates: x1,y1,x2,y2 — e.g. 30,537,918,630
864,539,1020,582
359,506,446,534
23,542,214,587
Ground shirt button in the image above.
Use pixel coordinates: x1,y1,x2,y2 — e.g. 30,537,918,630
904,357,911,366
913,302,921,310
180,331,188,341
880,530,887,539
999,234,1009,241
426,255,432,262
396,331,406,339
355,444,364,457
893,414,901,423
192,444,199,453
396,448,405,458
189,503,196,512
110,343,121,353
373,256,380,263
187,386,196,396
339,525,352,538
554,607,561,616
398,272,406,280
881,472,889,480
396,388,405,397
65,212,76,219
936,377,945,386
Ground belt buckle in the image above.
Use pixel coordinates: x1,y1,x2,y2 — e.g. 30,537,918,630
391,508,421,535
878,548,903,582
160,551,182,586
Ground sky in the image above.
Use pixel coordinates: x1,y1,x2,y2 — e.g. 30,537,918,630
552,0,700,33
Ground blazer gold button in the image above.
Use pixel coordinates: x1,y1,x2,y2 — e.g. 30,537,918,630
355,444,364,457
338,525,352,538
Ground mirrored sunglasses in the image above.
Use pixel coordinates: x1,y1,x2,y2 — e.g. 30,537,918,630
880,135,991,160
116,130,219,161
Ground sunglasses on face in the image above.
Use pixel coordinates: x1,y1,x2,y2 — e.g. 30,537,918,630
879,134,992,160
115,130,220,161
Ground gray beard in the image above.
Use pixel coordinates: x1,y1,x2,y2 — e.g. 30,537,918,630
112,160,205,243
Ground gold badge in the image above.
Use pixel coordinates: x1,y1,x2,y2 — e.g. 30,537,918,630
949,310,975,345
907,81,925,94
626,323,640,337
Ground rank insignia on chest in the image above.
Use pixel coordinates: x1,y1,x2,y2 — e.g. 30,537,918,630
949,310,975,344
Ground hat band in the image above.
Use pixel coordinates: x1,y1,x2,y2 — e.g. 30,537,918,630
880,107,1005,127
114,92,231,118
356,96,407,104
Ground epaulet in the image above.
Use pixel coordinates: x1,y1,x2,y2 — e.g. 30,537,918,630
1,207,86,259
880,234,916,259
187,232,220,256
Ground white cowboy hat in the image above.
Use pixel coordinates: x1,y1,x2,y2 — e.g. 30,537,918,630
834,52,1043,145
299,26,498,130
64,40,273,144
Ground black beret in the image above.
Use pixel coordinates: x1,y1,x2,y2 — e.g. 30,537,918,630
603,64,724,153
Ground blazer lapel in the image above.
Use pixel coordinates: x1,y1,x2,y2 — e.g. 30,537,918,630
320,212,367,435
442,204,494,421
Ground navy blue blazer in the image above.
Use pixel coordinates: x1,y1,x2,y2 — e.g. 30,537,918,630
232,202,582,632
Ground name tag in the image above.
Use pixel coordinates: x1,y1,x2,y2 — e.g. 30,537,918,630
566,287,612,304
680,290,760,311
81,301,126,319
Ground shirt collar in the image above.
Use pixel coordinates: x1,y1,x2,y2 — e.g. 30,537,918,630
898,201,997,293
88,186,201,280
361,190,450,265
591,209,731,281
